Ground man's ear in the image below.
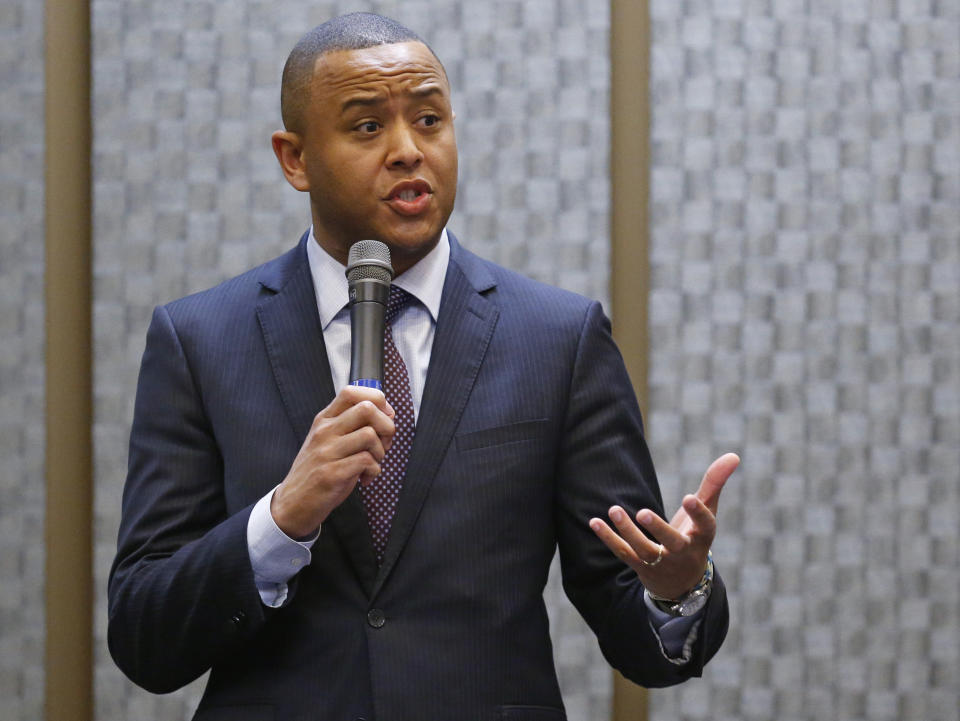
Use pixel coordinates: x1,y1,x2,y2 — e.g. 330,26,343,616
272,130,310,191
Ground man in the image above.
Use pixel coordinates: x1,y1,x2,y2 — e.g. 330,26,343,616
108,13,738,721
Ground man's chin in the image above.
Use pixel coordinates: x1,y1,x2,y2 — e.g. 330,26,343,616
380,229,444,273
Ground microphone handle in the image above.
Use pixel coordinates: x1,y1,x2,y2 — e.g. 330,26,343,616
348,278,390,390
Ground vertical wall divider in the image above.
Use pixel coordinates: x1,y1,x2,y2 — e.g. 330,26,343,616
44,0,94,719
610,1,651,719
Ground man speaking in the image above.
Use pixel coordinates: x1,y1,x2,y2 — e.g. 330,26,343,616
108,12,738,720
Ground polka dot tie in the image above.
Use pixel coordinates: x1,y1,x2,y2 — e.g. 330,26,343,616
358,286,415,565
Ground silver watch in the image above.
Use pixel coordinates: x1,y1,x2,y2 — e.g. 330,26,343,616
649,550,714,617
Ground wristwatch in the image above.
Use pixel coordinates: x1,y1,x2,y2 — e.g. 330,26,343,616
648,550,714,617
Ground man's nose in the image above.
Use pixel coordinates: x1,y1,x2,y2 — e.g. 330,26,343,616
385,125,423,169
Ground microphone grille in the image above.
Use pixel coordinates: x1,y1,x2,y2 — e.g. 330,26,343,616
346,240,393,283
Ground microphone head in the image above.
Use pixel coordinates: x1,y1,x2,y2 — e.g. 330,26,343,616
346,240,393,284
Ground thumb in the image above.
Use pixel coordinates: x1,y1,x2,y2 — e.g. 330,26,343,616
696,452,740,514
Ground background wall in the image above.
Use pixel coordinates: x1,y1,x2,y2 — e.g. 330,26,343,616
9,1,959,720
90,1,612,719
0,1,46,719
646,1,959,720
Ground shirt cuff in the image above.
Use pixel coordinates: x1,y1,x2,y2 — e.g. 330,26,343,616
644,590,704,664
246,486,319,608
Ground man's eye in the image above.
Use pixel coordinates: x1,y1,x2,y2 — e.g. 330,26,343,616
357,121,381,133
419,115,439,127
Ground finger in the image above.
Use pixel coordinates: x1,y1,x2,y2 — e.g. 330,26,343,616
680,494,717,542
328,399,397,440
357,462,383,486
334,451,382,486
606,506,663,564
695,452,740,513
319,385,390,419
588,517,642,567
635,508,688,553
336,425,390,464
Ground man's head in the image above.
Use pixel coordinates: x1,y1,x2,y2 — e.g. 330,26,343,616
280,13,441,135
272,13,457,274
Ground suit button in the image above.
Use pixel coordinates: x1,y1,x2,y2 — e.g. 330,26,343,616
367,608,386,628
231,611,246,627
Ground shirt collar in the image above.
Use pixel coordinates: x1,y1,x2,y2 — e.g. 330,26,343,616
306,228,450,330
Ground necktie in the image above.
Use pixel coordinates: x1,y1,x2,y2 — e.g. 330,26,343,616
358,286,415,564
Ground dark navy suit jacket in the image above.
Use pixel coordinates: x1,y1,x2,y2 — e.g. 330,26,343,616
108,232,728,721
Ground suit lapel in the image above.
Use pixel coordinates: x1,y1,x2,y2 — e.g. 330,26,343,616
255,241,334,441
373,238,499,597
255,235,378,594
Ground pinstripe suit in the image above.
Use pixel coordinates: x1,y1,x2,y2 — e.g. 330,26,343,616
108,232,728,721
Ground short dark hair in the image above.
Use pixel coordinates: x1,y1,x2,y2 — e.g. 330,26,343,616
280,12,438,133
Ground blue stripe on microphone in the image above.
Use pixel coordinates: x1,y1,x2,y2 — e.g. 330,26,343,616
351,378,383,391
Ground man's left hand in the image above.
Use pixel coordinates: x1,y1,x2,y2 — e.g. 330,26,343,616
589,452,740,600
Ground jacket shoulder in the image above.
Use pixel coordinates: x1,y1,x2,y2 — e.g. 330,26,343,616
161,240,306,325
450,237,599,320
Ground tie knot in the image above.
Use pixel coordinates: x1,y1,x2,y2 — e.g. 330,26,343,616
386,286,412,324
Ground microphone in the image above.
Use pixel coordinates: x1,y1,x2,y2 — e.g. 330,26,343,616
346,240,394,390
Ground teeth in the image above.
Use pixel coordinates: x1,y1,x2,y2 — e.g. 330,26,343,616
398,189,418,201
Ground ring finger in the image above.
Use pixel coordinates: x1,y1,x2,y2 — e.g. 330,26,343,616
605,506,664,564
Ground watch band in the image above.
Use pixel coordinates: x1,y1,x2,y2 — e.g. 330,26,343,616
649,550,714,617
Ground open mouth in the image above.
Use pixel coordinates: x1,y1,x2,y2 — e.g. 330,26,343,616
396,188,423,202
385,180,433,215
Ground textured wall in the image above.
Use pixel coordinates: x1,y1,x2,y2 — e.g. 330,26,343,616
648,1,960,720
91,1,611,719
0,1,46,719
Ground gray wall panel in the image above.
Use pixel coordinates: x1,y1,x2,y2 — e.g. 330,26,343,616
92,1,611,719
0,1,45,719
648,1,960,720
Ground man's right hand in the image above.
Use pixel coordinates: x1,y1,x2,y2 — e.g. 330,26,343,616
270,386,395,539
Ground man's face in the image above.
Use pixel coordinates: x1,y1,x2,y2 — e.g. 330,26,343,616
295,41,457,274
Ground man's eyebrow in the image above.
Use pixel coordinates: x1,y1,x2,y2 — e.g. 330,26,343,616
339,83,447,114
407,83,446,100
340,95,383,113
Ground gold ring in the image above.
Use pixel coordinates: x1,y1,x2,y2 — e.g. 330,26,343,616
641,544,664,567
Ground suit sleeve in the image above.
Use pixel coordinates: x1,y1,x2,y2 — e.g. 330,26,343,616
554,301,729,687
107,305,268,693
